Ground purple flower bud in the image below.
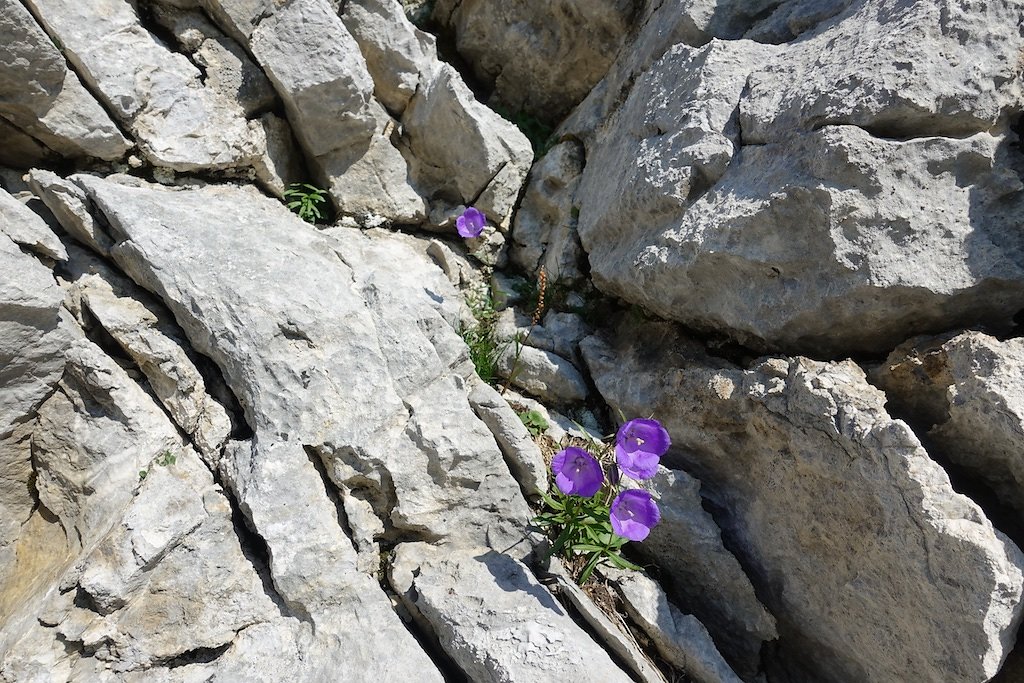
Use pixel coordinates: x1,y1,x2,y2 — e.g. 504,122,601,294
551,447,604,497
456,207,486,238
615,418,670,480
610,489,660,541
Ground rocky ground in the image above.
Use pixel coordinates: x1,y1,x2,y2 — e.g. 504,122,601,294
2,0,1024,681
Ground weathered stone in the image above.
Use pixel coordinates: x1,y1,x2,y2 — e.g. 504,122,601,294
497,342,589,404
606,569,744,683
69,174,529,550
582,326,1024,682
69,265,232,463
391,543,633,683
744,0,855,43
149,3,277,117
0,120,52,168
546,561,667,683
741,0,1024,143
0,0,130,162
468,379,547,497
432,0,635,122
248,0,424,221
403,64,532,228
577,32,1024,355
495,308,591,365
250,113,304,199
624,467,777,678
873,332,1024,526
27,170,110,254
0,228,71,638
0,188,66,262
340,0,436,115
24,0,258,171
510,140,586,280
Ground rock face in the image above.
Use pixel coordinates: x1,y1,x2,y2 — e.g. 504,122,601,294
582,325,1024,682
432,0,637,122
573,0,1024,356
873,332,1024,526
0,0,129,162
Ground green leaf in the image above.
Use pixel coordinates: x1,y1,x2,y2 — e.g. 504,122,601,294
606,553,644,571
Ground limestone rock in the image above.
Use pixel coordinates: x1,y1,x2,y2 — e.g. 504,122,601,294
510,140,586,281
432,0,635,122
741,0,1024,143
69,263,232,463
497,342,589,404
627,467,777,678
607,569,744,683
873,332,1024,525
27,170,110,254
391,543,633,683
582,326,1024,682
0,188,66,262
24,0,258,172
0,0,129,162
577,32,1024,354
403,63,533,228
248,0,424,221
68,173,530,549
340,0,436,115
468,379,548,497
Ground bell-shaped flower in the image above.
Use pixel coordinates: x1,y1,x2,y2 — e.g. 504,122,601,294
610,489,660,541
551,447,604,497
456,207,486,238
615,418,670,480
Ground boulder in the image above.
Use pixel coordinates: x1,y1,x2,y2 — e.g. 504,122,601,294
23,0,258,171
873,332,1024,526
0,0,129,162
0,188,66,261
431,0,636,122
576,34,1024,355
247,0,425,221
391,543,633,683
582,325,1024,682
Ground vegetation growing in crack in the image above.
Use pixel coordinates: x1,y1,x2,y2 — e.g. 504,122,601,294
139,449,177,481
491,104,556,158
284,183,328,224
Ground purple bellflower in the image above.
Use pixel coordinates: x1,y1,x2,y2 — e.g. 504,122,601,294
610,489,661,541
456,207,486,238
551,447,604,497
615,418,671,480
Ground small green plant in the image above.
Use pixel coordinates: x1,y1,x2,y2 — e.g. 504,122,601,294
458,289,506,385
534,419,670,585
518,409,549,438
284,183,327,224
139,449,177,480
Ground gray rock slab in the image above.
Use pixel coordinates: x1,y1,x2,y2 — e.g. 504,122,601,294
247,0,424,221
510,140,586,280
0,0,129,161
27,170,111,254
468,379,548,497
71,267,232,463
579,47,1024,355
70,173,529,551
403,63,532,228
582,326,1024,683
340,0,436,115
497,342,589,404
0,187,65,261
741,0,1024,143
626,467,777,679
24,0,258,171
391,542,633,683
873,331,1024,526
605,569,744,683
